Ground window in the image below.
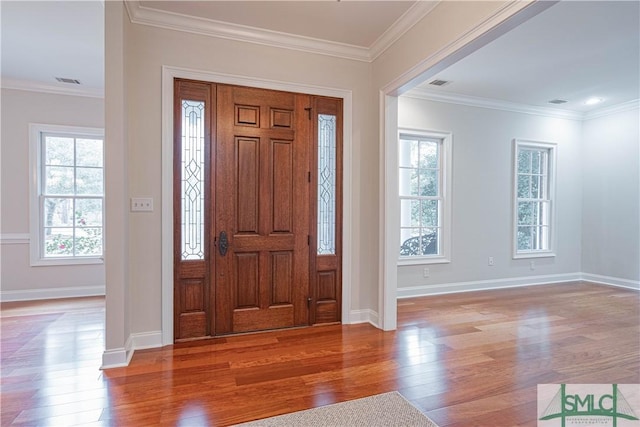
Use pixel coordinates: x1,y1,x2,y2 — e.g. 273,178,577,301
513,139,556,258
180,99,205,261
317,113,337,255
398,130,452,264
29,124,104,265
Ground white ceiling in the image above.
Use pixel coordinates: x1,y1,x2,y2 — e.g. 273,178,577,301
1,1,638,114
409,0,640,113
1,1,104,95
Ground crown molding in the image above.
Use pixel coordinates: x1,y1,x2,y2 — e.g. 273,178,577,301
369,1,440,61
125,1,370,62
124,1,440,63
404,88,639,121
404,87,585,120
584,99,640,121
1,78,104,98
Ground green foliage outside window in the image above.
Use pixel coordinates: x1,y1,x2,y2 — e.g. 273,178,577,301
44,211,102,257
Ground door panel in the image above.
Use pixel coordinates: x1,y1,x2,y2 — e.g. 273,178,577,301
215,84,310,335
235,252,259,307
271,251,293,304
315,269,338,324
236,137,259,233
178,277,207,337
272,140,293,232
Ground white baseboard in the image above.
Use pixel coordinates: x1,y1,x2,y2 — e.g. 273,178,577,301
101,331,163,369
581,273,640,290
397,273,582,299
101,346,133,369
368,310,380,328
397,272,640,299
350,309,380,328
0,285,106,302
130,330,163,350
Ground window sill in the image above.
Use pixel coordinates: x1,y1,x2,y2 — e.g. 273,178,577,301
513,251,556,260
31,257,104,267
398,256,450,266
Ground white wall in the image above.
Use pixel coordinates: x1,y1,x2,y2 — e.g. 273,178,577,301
397,97,584,295
0,88,105,300
582,107,640,283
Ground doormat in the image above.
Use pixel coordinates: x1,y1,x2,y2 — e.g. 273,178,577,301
235,391,439,426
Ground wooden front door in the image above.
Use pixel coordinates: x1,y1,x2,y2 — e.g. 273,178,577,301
214,85,310,334
174,80,342,341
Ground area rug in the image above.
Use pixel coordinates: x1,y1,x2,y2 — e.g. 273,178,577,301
235,391,439,426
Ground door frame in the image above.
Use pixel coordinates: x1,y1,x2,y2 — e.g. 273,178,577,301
161,66,353,345
376,1,558,331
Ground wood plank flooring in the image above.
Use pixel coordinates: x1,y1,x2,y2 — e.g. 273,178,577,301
1,282,638,426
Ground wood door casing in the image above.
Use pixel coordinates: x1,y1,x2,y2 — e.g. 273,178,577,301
214,85,311,335
173,80,343,341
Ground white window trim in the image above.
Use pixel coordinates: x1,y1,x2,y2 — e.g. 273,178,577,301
512,139,557,259
29,123,105,266
398,128,452,266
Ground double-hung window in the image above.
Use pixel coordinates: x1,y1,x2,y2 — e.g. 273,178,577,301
398,130,452,264
513,139,556,258
30,124,104,265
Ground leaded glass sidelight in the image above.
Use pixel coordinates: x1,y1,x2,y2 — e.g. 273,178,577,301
317,114,337,255
181,100,205,260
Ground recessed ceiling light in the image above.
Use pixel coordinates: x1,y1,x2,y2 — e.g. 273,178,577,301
584,97,603,106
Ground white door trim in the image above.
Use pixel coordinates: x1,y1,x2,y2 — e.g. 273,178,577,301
161,66,353,345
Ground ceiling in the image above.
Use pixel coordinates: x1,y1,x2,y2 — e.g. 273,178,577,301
1,1,104,95
1,1,638,114
409,0,640,114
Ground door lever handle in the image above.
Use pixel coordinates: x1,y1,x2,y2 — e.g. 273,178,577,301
218,231,228,257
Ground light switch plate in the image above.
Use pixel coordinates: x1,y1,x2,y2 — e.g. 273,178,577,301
131,197,153,212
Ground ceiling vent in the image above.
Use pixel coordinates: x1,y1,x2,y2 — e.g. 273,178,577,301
55,77,81,85
428,79,451,87
548,99,568,105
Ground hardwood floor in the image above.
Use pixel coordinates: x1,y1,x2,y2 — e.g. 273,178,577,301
1,282,638,426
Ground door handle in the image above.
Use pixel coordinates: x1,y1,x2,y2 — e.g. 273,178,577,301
218,231,229,257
